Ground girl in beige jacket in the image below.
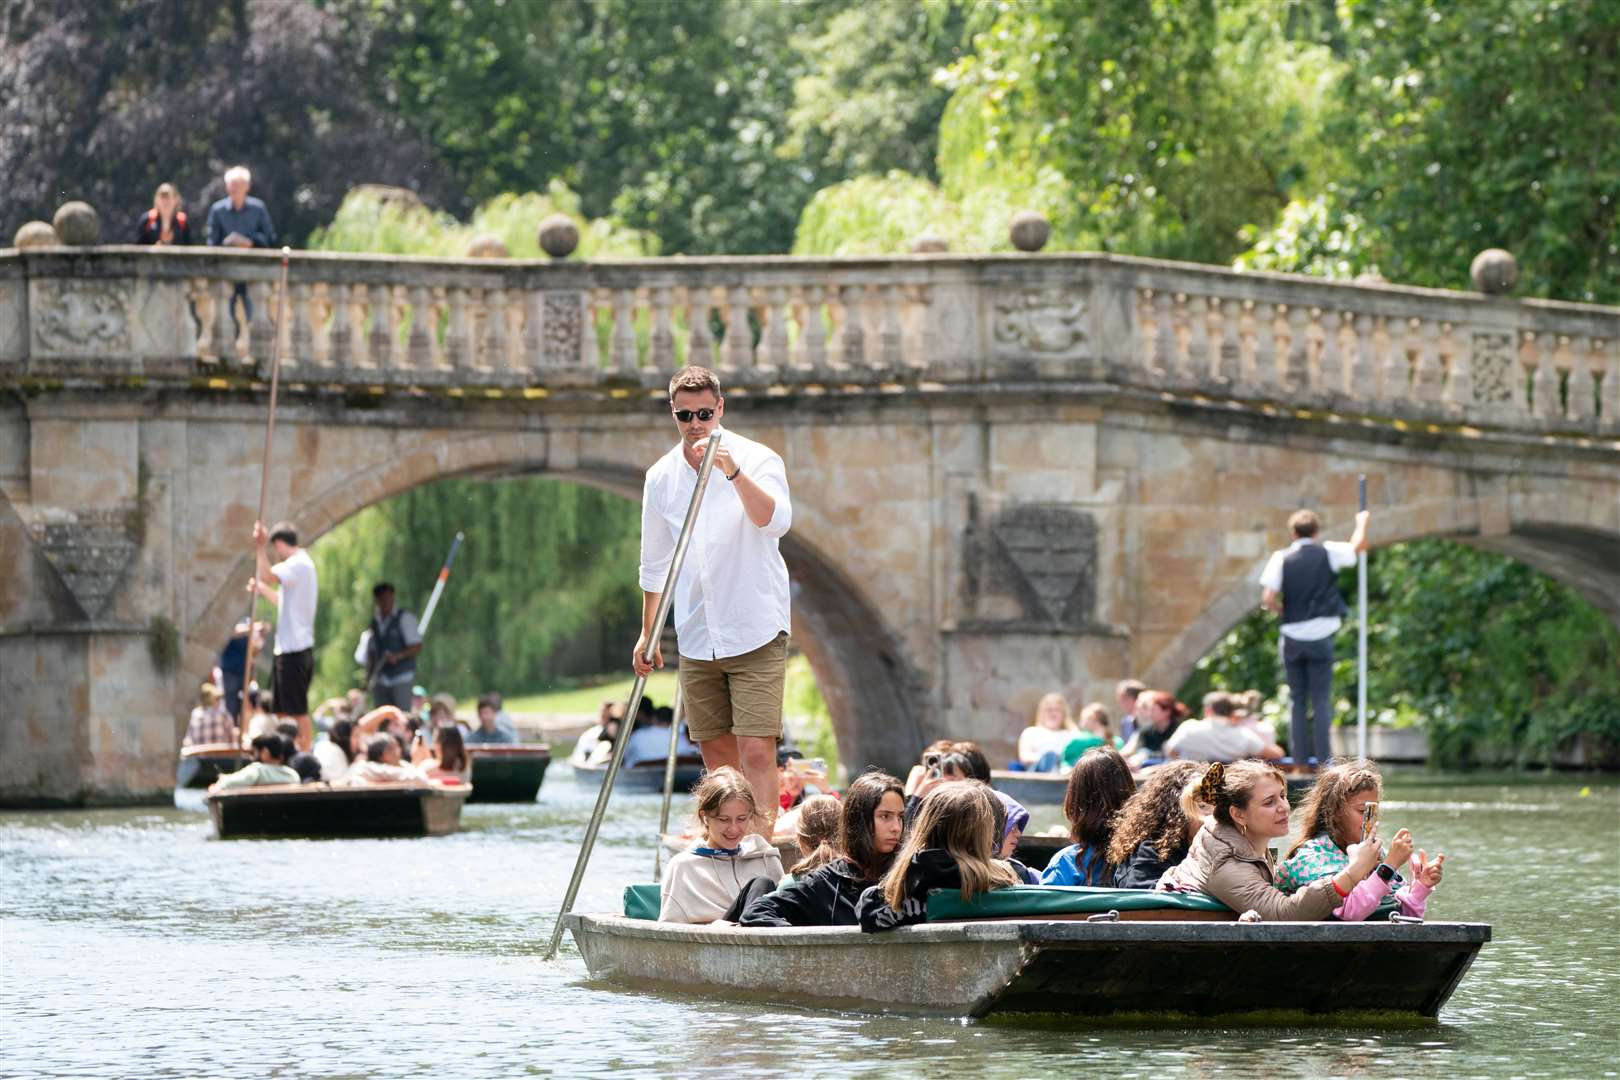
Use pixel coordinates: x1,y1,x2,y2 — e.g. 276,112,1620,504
1159,761,1380,920
660,766,784,923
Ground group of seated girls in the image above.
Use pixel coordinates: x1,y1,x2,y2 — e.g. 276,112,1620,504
1010,693,1121,773
658,750,1444,931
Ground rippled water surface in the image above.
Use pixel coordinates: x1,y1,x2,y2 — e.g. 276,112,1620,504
2,772,1616,1078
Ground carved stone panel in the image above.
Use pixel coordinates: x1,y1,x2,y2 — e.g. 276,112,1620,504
541,291,584,368
30,509,139,620
1470,331,1517,407
984,504,1098,629
32,281,132,354
992,287,1089,360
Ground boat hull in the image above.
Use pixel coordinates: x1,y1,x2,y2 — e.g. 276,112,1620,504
467,745,552,803
572,761,705,794
176,744,243,790
565,914,1489,1020
206,783,470,839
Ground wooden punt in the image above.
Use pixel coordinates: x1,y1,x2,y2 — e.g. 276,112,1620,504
565,913,1490,1020
466,744,552,803
176,743,246,789
572,758,706,794
206,782,470,839
992,769,1317,808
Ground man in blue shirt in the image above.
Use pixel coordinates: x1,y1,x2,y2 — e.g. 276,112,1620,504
207,165,277,335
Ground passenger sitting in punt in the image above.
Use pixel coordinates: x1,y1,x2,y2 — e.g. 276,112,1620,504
1106,760,1206,888
183,683,237,747
740,772,907,928
1042,747,1137,886
467,694,518,745
1276,759,1445,920
1013,692,1078,772
413,723,470,784
774,793,842,888
1164,691,1285,764
209,734,299,791
340,734,429,786
1059,703,1119,768
1120,690,1186,769
659,766,784,924
312,719,354,783
1158,761,1380,919
856,781,1026,932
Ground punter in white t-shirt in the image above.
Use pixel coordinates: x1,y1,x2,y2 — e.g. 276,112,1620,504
251,520,318,752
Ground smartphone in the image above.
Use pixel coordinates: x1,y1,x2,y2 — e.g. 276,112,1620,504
1361,801,1379,841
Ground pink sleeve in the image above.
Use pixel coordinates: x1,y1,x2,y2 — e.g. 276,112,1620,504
1395,877,1432,918
1332,873,1390,922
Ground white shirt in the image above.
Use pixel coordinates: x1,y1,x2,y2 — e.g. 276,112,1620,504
312,739,349,783
639,427,792,661
1259,538,1357,641
1017,725,1075,765
1165,719,1266,763
270,548,318,654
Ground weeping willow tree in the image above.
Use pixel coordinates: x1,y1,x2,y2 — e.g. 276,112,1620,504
309,478,642,704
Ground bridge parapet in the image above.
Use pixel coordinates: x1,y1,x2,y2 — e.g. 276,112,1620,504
1,246,1616,435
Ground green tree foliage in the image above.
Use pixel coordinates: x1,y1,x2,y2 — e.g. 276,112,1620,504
310,477,642,704
1180,541,1620,766
1332,0,1620,303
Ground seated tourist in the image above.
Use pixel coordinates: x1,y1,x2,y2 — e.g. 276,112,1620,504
1120,690,1185,768
1158,761,1380,919
659,766,784,924
413,723,470,785
242,689,277,743
209,734,299,791
183,683,237,747
1107,760,1206,888
466,694,518,745
1165,691,1285,763
1014,692,1078,772
570,701,624,767
340,733,428,786
1042,747,1138,886
312,719,354,783
903,740,957,797
1116,679,1146,741
741,772,907,927
288,751,324,783
856,781,1024,932
620,699,668,766
986,787,1039,882
1060,703,1117,767
777,793,842,886
1276,759,1445,920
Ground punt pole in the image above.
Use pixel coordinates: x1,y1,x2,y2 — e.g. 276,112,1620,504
653,685,687,882
1356,474,1369,760
543,433,722,959
236,248,292,754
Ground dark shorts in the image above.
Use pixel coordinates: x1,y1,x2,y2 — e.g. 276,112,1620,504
272,648,314,716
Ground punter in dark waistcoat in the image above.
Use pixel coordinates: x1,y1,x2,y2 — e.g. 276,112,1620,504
356,582,422,710
1259,508,1370,769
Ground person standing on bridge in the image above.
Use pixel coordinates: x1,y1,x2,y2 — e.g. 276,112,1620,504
355,582,422,710
635,365,792,835
1259,507,1370,770
250,520,318,752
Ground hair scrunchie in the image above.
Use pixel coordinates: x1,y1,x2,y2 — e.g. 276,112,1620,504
1198,761,1225,806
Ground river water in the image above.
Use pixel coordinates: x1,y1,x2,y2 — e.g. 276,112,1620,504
1,771,1615,1078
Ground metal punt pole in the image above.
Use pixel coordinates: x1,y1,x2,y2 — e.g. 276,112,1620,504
543,433,721,959
1356,474,1369,760
652,686,687,882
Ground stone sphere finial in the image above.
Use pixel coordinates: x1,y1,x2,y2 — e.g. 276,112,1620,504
52,201,100,246
13,221,58,249
1470,248,1517,295
1009,209,1050,252
538,214,580,259
465,233,510,259
911,232,948,254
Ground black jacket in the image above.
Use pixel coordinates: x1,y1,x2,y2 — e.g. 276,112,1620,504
1113,837,1190,890
855,849,1033,933
135,208,192,245
739,857,875,927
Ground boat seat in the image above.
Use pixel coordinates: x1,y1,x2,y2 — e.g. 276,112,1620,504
624,883,661,920
927,884,1236,922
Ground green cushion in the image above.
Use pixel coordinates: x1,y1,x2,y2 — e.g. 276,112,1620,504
623,883,661,920
926,884,1232,920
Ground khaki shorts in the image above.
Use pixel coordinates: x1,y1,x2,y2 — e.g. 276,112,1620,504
679,633,788,743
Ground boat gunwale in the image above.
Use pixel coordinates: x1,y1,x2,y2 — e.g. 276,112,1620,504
467,744,552,759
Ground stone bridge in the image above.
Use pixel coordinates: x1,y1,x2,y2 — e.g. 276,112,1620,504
2,243,1617,804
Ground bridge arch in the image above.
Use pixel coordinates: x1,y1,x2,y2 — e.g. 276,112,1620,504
183,427,926,775
1139,488,1620,696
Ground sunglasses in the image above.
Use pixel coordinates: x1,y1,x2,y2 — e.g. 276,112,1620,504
672,408,716,422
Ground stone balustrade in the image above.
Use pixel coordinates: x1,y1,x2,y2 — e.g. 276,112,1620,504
2,245,1616,435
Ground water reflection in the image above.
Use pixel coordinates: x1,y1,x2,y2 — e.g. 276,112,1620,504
1,777,1615,1078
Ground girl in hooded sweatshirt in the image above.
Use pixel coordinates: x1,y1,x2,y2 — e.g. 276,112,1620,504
1157,761,1381,920
740,772,907,927
856,781,1023,932
659,766,784,924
